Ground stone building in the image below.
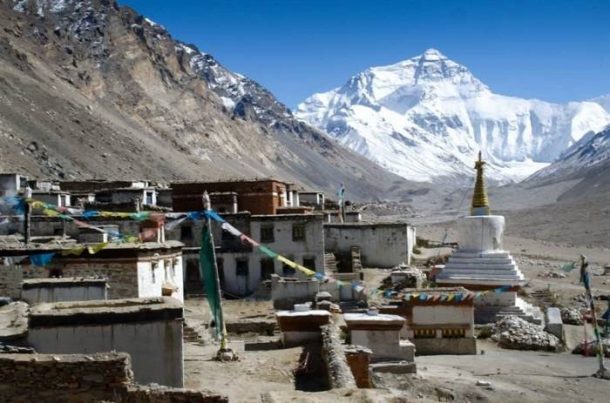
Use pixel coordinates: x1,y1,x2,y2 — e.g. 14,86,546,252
27,297,184,387
171,178,299,214
95,187,158,207
0,240,184,302
167,212,325,297
299,191,325,209
31,189,71,208
0,173,26,196
324,222,415,268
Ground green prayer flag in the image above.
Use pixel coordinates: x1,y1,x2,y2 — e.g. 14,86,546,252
199,224,222,338
258,245,278,258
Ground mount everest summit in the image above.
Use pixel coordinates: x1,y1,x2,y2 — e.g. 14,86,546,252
296,49,610,183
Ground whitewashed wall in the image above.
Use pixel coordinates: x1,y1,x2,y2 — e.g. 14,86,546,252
324,224,413,267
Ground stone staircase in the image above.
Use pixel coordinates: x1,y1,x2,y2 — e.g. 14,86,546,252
183,321,205,345
350,246,363,272
324,253,338,272
495,298,544,325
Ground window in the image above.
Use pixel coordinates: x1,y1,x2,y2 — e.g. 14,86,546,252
145,191,153,205
221,230,235,241
303,257,316,271
282,259,296,277
260,225,274,243
292,223,306,241
181,226,193,241
236,259,249,277
260,259,275,280
186,260,199,281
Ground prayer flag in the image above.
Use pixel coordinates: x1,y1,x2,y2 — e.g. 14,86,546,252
199,223,222,339
258,245,278,259
30,253,55,267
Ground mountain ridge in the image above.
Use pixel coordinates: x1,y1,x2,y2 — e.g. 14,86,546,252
0,0,419,200
296,48,610,183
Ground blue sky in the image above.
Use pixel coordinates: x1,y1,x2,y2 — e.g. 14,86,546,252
120,0,610,108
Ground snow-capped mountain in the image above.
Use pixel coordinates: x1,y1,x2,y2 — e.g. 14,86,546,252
527,125,610,183
296,49,610,183
592,94,610,113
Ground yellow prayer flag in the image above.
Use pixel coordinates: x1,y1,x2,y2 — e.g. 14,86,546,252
87,243,108,254
61,246,86,256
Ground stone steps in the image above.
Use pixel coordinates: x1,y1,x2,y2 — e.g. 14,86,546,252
438,273,525,280
450,251,512,259
324,253,338,272
447,258,517,266
183,322,205,345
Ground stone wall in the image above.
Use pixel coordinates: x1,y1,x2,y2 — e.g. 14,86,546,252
0,264,23,298
0,352,134,403
0,352,227,403
344,346,372,388
320,324,356,389
271,275,319,310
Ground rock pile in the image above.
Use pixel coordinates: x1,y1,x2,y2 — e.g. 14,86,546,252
560,308,584,325
538,270,566,279
491,315,561,351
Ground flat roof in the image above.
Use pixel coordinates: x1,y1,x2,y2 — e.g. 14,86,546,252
22,277,107,289
252,213,324,221
0,239,183,255
29,297,183,327
324,222,409,228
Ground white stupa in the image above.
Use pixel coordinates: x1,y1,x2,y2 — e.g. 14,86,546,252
437,153,541,323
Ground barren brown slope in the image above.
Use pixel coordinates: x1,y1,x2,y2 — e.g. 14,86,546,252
0,0,419,200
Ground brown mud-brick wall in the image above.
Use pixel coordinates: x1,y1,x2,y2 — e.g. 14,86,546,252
345,346,372,388
171,180,287,214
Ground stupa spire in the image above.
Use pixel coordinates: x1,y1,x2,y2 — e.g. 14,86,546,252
471,151,490,216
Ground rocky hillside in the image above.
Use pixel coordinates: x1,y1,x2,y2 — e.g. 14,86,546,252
0,0,417,200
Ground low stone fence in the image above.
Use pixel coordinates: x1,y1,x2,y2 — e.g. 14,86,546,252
0,352,227,403
320,324,356,389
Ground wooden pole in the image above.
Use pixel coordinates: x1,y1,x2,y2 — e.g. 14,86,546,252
23,186,32,245
203,191,228,350
580,255,609,379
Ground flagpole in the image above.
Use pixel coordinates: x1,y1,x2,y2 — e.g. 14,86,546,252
202,192,237,361
580,255,610,379
203,192,227,349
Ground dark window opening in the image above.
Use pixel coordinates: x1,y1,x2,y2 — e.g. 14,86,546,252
303,257,316,271
292,223,306,241
260,259,275,280
181,226,193,241
186,260,200,281
236,259,249,277
221,230,235,241
282,262,296,277
260,225,274,243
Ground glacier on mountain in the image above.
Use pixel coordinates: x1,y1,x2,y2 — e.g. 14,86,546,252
296,49,610,183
